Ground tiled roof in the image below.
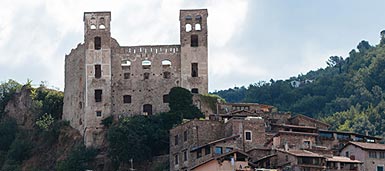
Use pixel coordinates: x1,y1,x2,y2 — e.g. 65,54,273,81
190,135,240,152
289,114,330,127
348,141,385,150
326,156,362,163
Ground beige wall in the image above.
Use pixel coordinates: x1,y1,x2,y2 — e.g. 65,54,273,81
341,145,385,171
192,160,249,171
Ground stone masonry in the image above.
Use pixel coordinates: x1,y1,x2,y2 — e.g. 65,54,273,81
63,9,209,147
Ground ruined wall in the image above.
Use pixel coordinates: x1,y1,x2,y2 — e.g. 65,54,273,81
111,45,181,116
225,118,266,151
63,43,86,133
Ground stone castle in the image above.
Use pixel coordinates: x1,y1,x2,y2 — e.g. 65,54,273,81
63,9,209,147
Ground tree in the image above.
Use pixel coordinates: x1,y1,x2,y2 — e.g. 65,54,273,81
168,87,202,119
326,56,344,73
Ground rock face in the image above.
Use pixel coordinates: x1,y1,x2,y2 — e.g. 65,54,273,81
4,86,36,129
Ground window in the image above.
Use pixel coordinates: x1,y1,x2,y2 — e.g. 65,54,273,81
94,37,101,50
124,73,130,79
142,60,151,69
195,15,202,21
99,17,106,29
225,147,233,153
96,111,102,117
185,15,192,20
191,88,199,94
174,135,179,145
184,151,188,161
174,154,179,165
143,104,153,115
345,151,349,157
162,60,172,66
195,23,201,31
191,35,198,47
144,73,150,80
121,60,131,70
369,151,377,158
205,146,211,155
163,71,171,79
90,24,97,29
196,149,202,158
380,152,385,159
191,63,198,77
185,24,192,32
95,89,102,102
215,147,222,154
183,130,187,142
95,64,101,78
163,94,169,103
245,131,252,141
123,95,131,103
303,141,310,148
377,166,384,171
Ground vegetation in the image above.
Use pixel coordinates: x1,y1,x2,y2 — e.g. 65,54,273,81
56,145,97,171
214,38,385,137
107,87,203,168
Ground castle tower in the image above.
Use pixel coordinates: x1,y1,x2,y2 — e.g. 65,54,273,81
179,9,208,94
83,12,112,147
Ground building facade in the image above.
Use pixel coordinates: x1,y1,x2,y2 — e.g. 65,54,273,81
63,9,209,147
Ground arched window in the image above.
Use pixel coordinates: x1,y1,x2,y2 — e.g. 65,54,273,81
185,24,192,32
185,15,192,20
195,24,201,31
195,15,202,21
90,24,97,29
99,17,106,29
162,60,172,66
99,24,106,29
121,60,131,70
142,60,151,69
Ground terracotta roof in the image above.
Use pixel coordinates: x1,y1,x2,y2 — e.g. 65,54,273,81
271,123,317,129
326,156,362,163
190,135,240,152
346,141,385,150
319,129,382,140
278,149,324,158
190,150,250,170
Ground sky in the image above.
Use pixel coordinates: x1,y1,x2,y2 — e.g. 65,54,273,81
1,0,385,92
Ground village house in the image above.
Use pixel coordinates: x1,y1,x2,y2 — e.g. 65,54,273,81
340,141,385,171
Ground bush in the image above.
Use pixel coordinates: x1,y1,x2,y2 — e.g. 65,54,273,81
56,145,97,171
6,137,32,162
0,118,17,151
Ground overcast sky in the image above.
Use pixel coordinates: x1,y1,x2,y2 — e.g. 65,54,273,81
1,0,385,92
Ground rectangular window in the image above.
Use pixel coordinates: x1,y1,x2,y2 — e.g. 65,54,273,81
184,151,187,161
163,94,169,103
174,154,179,165
215,147,222,154
183,130,187,142
95,89,102,102
380,152,385,159
205,146,211,155
191,35,198,47
174,135,179,146
191,88,199,94
95,64,101,78
144,73,150,80
123,95,131,103
124,73,130,79
245,131,252,141
96,111,102,117
377,166,384,171
345,151,349,157
225,147,233,153
369,151,377,158
163,72,171,79
196,149,202,158
191,63,198,77
94,37,101,50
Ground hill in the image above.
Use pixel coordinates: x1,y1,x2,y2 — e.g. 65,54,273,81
214,33,385,138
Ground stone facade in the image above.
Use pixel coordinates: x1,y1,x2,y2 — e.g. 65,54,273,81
340,142,385,171
63,9,209,147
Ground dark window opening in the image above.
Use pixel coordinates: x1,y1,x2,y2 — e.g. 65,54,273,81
215,147,222,154
95,89,102,102
184,130,187,141
225,147,233,153
191,88,199,94
143,104,153,115
191,35,198,47
185,15,192,20
205,146,211,155
95,64,101,78
174,155,178,165
197,149,202,158
144,73,150,80
184,151,188,161
175,135,179,145
123,95,131,103
163,71,171,79
94,37,101,50
191,63,198,77
163,94,169,103
195,15,202,21
124,73,130,79
245,131,252,141
96,111,102,117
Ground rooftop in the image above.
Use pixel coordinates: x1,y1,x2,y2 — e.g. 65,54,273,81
346,141,385,150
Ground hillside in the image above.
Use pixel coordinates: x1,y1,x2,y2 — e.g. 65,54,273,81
214,34,385,138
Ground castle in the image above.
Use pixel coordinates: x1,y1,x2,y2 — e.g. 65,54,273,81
63,9,209,147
